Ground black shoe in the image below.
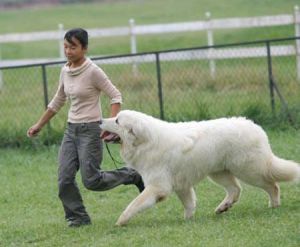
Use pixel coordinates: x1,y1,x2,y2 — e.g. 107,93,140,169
67,217,91,228
134,176,145,193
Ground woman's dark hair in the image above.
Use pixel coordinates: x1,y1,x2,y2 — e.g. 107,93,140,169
64,28,88,48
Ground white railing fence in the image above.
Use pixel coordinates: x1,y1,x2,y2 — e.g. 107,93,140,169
0,6,299,81
1,6,299,51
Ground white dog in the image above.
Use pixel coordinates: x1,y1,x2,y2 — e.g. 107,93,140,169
100,110,300,226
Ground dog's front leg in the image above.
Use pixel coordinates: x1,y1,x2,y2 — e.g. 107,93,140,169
116,185,168,226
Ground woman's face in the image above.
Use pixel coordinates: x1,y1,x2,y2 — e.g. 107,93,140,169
64,37,87,64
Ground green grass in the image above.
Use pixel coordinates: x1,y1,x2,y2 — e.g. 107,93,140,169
0,1,299,146
0,129,299,247
1,50,300,147
0,2,299,246
0,0,299,58
1,0,298,33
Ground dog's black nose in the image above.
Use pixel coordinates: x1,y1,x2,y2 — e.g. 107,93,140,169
99,119,102,125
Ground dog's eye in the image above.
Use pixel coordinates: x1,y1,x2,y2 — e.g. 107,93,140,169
115,118,119,124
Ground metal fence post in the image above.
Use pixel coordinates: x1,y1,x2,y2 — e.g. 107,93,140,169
0,45,3,92
0,68,2,92
155,52,164,120
266,41,275,115
266,41,294,123
41,65,51,144
294,5,300,81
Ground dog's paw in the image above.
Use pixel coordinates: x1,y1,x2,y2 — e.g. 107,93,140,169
116,219,128,227
115,222,124,227
184,208,195,219
116,215,129,226
215,202,233,214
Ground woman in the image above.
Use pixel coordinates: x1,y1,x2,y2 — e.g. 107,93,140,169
27,28,144,227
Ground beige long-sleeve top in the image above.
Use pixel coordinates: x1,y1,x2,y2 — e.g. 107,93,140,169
48,58,122,123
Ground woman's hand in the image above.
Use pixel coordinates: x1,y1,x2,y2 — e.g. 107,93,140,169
100,131,121,143
27,124,42,137
27,108,56,138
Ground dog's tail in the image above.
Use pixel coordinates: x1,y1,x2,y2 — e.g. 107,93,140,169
268,156,300,183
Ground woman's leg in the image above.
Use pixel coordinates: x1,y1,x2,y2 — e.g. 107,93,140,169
58,126,90,224
78,122,144,192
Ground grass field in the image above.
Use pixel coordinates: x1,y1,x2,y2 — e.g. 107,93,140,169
0,0,299,59
0,2,299,246
1,43,300,147
0,129,299,247
1,0,299,32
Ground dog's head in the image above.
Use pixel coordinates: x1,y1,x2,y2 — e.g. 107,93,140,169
100,110,151,147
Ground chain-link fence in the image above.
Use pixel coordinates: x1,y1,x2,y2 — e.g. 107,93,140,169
0,37,299,147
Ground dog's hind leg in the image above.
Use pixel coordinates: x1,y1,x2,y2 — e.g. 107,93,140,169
239,177,280,208
116,185,170,226
261,182,280,208
208,171,241,214
175,187,197,219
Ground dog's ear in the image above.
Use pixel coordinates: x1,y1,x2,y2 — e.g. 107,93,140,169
126,122,148,146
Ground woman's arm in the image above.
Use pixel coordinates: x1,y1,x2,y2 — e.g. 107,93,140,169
27,108,56,137
100,103,121,143
110,103,121,117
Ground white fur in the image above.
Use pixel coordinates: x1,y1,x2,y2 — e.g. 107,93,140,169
100,110,300,226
